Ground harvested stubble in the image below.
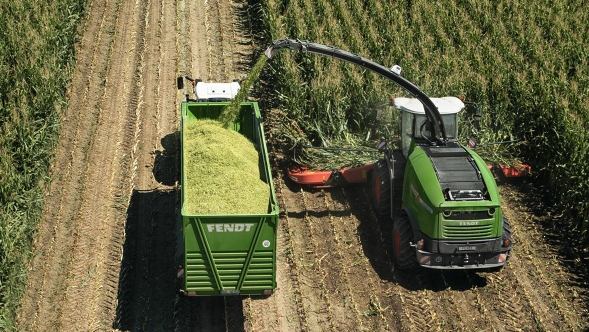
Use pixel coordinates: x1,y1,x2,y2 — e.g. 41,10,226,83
183,119,269,215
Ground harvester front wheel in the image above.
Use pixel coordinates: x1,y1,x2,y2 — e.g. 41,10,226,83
502,216,513,245
392,211,416,269
370,159,391,218
484,216,512,273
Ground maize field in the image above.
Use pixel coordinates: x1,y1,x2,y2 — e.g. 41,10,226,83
0,0,587,331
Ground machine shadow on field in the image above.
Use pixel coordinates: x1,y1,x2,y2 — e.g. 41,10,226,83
114,132,245,331
281,178,490,293
503,179,589,315
342,186,490,292
153,131,180,186
114,188,179,331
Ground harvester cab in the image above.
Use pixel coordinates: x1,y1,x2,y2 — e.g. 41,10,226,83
265,38,513,271
393,96,464,158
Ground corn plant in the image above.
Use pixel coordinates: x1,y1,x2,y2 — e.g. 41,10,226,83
258,0,589,250
0,0,86,329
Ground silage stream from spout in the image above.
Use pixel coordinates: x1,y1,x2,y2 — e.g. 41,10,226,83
218,55,267,128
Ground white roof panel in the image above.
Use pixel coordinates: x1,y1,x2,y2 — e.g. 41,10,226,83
393,97,465,115
195,82,241,100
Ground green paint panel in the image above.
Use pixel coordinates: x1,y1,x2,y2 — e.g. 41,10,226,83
404,144,503,240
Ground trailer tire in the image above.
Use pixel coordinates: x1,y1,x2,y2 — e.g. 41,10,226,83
370,159,391,218
392,211,416,269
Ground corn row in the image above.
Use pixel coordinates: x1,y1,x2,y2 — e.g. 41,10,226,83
59,0,128,326
274,175,309,331
300,188,337,331
323,191,365,330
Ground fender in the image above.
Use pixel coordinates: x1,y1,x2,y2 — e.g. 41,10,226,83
402,207,423,243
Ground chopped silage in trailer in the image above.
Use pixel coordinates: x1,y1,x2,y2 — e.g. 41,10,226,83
182,119,270,215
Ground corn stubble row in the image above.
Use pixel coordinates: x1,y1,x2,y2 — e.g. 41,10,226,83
183,120,269,215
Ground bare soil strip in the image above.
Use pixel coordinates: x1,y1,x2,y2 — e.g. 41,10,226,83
252,164,308,332
57,0,127,327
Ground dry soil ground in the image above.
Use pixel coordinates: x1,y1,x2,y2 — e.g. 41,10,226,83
16,0,589,331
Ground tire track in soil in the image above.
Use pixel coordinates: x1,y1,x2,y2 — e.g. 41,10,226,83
242,294,280,332
187,0,210,81
424,270,486,331
484,272,531,331
494,188,581,331
328,187,396,331
342,188,416,332
347,186,479,331
112,0,182,330
457,271,508,331
280,186,334,331
298,189,344,331
204,0,223,81
423,269,495,331
323,189,369,331
390,202,528,332
276,183,403,332
344,192,418,331
502,187,584,331
56,0,127,328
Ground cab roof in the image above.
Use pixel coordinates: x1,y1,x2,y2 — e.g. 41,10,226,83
195,82,241,101
393,96,465,115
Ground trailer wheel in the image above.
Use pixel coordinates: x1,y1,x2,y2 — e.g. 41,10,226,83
370,159,391,218
392,211,416,269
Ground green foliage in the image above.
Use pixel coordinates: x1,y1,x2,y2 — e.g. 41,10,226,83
261,0,589,244
0,0,86,329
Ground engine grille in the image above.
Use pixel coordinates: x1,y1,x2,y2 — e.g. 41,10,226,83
442,223,494,239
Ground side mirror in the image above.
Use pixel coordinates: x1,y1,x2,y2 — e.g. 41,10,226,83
459,96,482,121
177,76,184,90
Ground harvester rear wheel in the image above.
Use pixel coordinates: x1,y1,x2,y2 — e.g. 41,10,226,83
392,211,416,269
370,159,390,218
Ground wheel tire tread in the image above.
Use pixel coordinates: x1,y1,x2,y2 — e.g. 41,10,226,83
393,213,416,269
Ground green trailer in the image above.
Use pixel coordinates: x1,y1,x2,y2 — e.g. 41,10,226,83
176,95,279,296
